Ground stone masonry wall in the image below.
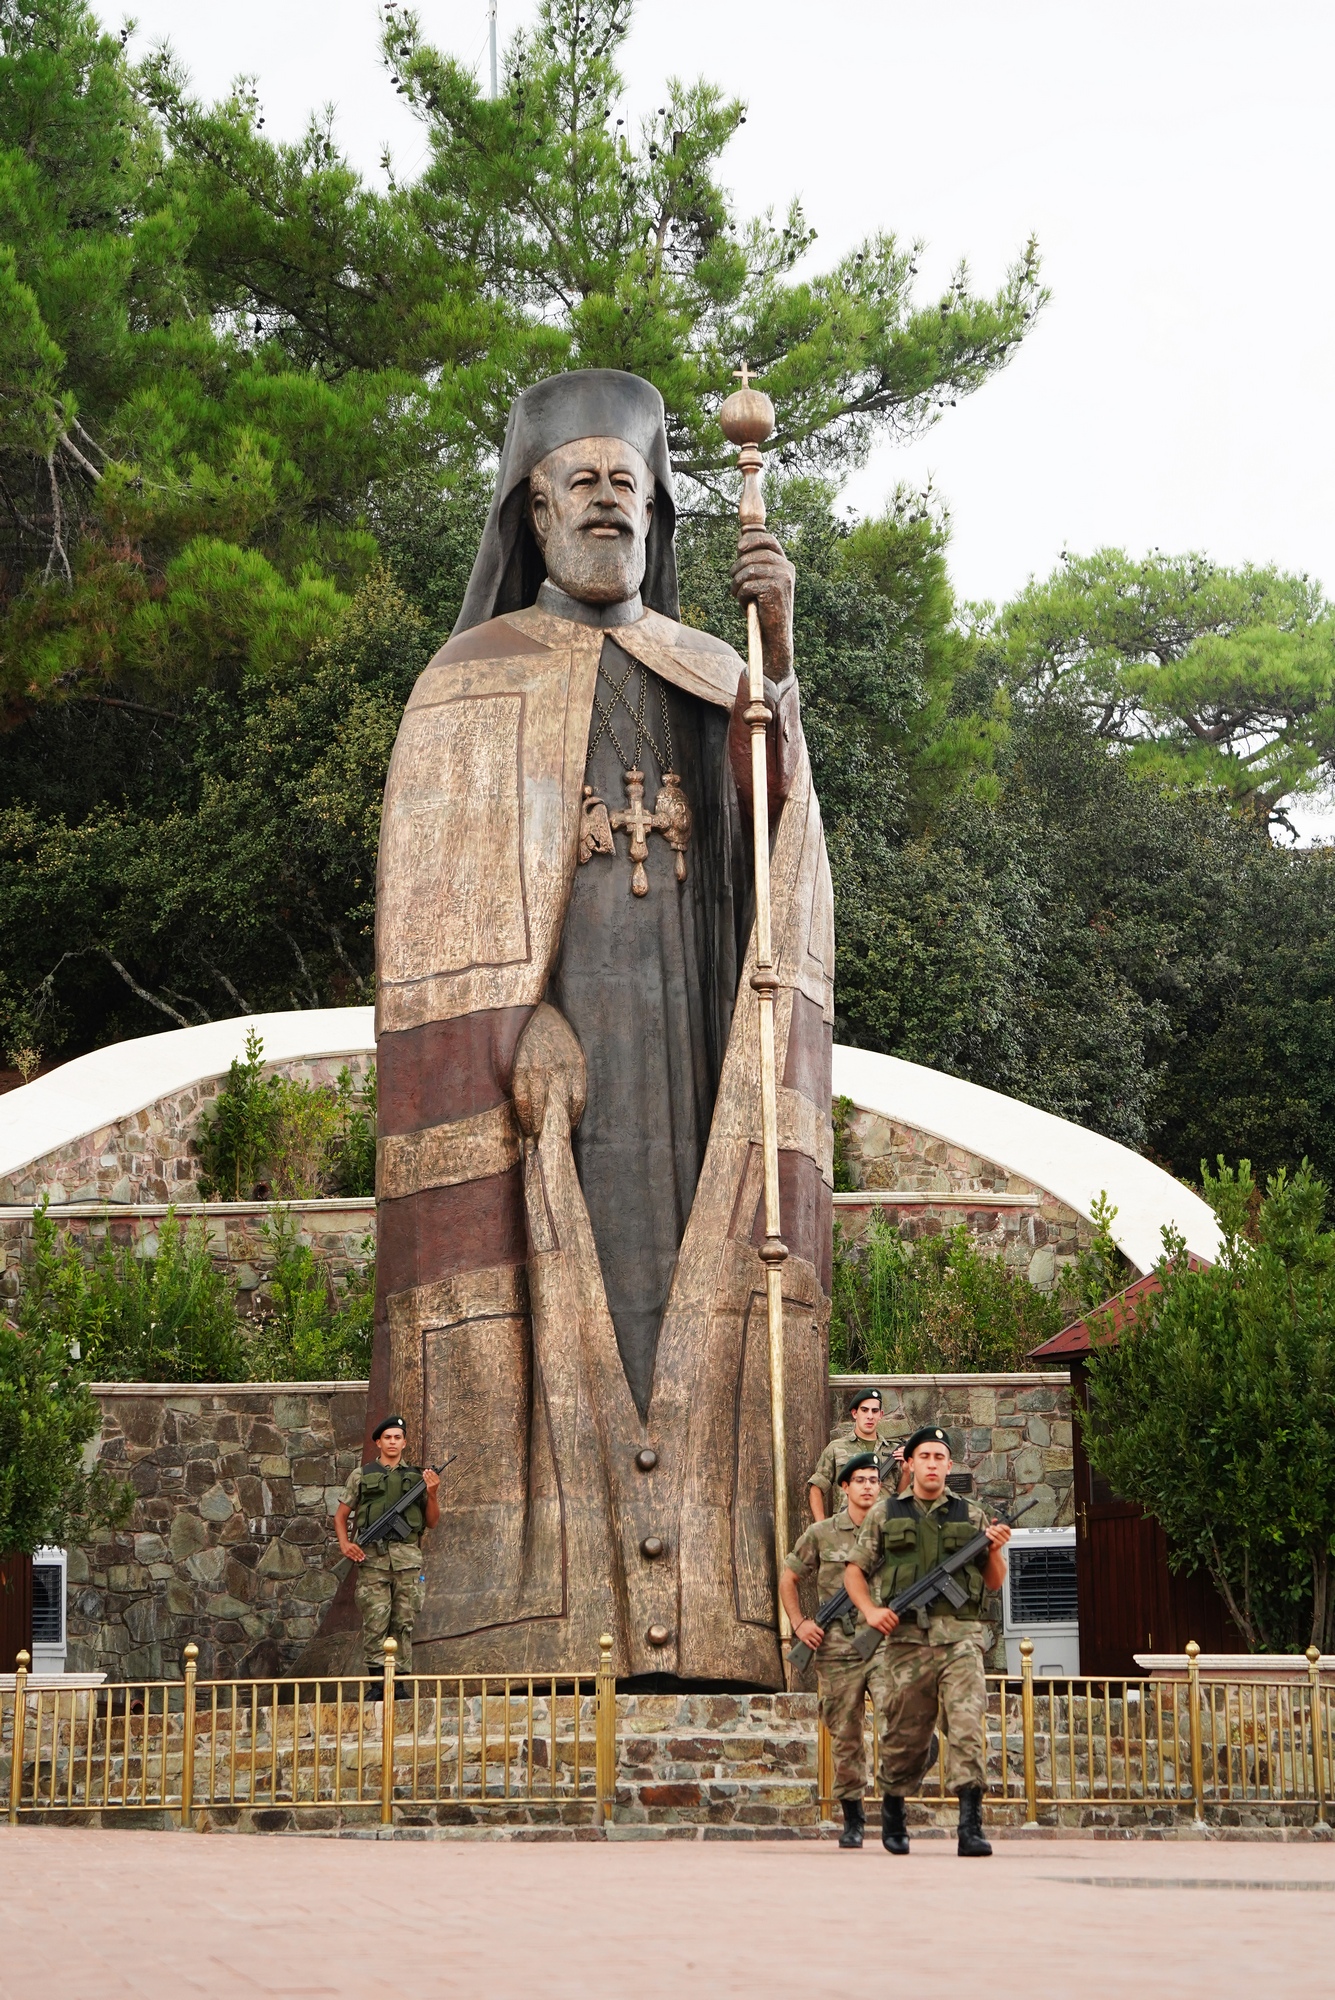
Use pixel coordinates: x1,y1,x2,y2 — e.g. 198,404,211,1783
0,1200,375,1310
0,1052,373,1207
62,1376,1071,1689
827,1373,1073,1526
836,1105,1096,1293
69,1383,369,1682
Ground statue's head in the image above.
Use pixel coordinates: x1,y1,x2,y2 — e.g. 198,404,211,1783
452,370,679,635
527,435,654,606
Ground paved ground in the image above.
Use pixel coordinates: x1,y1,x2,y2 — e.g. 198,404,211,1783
3,1827,1334,1998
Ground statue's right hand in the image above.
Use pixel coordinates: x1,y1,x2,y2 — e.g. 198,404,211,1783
512,1003,588,1140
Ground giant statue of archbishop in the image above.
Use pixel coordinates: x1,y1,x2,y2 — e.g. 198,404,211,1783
361,370,831,1685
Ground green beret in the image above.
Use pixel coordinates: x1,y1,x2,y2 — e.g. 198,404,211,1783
372,1414,407,1440
838,1451,880,1486
846,1387,883,1416
903,1425,951,1458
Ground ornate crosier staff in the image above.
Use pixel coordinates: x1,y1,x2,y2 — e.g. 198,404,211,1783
719,365,791,1654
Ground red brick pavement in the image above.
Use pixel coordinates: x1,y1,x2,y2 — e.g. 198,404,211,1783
2,1828,1333,1999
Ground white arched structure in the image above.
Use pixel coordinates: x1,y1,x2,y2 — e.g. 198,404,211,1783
832,1046,1219,1274
0,1009,1219,1274
0,1009,375,1189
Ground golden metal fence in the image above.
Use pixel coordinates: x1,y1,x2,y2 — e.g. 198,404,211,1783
4,1634,620,1829
7,1634,1329,1829
826,1640,1333,1823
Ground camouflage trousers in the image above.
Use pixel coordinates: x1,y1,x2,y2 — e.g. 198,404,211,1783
868,1633,988,1794
816,1630,875,1801
354,1541,425,1676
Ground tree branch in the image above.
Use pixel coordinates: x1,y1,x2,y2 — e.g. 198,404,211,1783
104,955,191,1028
43,454,72,586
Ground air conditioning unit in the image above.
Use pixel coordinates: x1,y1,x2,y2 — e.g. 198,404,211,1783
1002,1525,1079,1679
31,1546,67,1674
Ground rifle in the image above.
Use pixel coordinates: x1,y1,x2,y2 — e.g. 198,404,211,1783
787,1495,1037,1671
352,1453,463,1552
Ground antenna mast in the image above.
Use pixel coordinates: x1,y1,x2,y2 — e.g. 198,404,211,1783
489,0,498,98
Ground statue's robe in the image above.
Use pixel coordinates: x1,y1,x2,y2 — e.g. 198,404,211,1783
360,599,832,1684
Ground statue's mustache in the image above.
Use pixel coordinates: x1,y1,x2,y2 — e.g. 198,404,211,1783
572,508,635,536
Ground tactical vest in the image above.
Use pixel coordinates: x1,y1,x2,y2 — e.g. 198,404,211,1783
875,1492,988,1622
355,1461,425,1539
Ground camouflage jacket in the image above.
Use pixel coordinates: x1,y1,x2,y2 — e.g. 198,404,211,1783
848,1488,995,1647
806,1420,902,1513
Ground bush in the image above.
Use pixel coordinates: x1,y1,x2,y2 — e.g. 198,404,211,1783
24,1204,248,1383
1082,1160,1335,1653
245,1208,374,1382
2,1219,135,1552
195,1030,376,1200
18,1203,372,1385
830,1215,1063,1374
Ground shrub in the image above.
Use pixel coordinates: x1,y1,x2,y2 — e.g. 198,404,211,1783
830,1215,1062,1374
0,1302,131,1555
195,1031,376,1199
23,1204,248,1383
16,1202,372,1385
245,1208,374,1382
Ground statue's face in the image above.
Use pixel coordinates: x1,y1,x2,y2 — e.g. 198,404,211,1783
528,435,654,605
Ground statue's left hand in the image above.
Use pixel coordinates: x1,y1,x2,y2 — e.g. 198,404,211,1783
731,527,794,680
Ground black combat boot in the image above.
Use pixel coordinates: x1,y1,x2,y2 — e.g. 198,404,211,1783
956,1785,992,1857
881,1794,910,1855
838,1798,865,1848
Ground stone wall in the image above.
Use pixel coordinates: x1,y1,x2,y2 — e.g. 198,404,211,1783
69,1383,369,1682
827,1373,1073,1526
0,1200,374,1310
836,1104,1095,1294
62,1376,1071,1688
0,1052,373,1207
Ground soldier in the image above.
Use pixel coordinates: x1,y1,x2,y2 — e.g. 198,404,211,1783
334,1416,440,1694
843,1424,1011,1858
780,1452,882,1848
807,1388,906,1520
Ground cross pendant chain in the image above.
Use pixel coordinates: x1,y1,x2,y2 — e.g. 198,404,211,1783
580,766,692,896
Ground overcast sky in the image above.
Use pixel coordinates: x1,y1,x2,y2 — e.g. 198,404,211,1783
100,1,1335,818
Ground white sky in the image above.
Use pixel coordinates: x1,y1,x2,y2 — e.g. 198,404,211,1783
101,1,1335,826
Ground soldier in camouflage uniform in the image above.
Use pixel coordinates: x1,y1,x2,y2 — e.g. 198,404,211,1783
807,1388,906,1520
844,1424,1011,1858
780,1452,882,1848
334,1415,440,1691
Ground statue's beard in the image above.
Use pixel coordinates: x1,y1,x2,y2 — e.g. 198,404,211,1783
539,515,647,606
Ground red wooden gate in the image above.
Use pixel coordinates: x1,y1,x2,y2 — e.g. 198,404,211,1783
0,1553,32,1671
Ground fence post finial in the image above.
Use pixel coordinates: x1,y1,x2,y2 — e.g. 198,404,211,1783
1019,1637,1038,1826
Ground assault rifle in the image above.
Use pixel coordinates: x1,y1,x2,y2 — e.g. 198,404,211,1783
352,1454,462,1551
786,1495,1037,1672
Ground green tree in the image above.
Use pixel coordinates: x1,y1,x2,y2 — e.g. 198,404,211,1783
997,549,1335,827
0,0,1040,1059
1082,1161,1335,1652
1,1211,133,1550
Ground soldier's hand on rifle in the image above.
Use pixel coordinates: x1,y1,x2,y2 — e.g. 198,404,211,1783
423,1469,440,1497
866,1605,900,1636
731,527,794,680
984,1521,1012,1552
794,1617,825,1651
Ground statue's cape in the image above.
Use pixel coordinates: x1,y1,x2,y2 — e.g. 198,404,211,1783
326,603,833,1684
454,368,680,632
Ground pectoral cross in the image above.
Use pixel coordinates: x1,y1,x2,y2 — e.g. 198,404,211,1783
579,768,692,896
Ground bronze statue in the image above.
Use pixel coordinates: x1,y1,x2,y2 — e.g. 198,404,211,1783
355,369,833,1684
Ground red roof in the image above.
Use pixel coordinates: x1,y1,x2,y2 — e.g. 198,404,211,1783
1031,1254,1212,1359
